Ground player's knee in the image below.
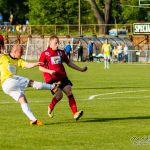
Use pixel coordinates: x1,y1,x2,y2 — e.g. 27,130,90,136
56,93,63,101
32,81,43,90
28,80,34,87
66,89,72,96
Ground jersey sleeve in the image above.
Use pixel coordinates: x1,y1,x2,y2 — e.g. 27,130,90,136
0,54,3,64
39,52,47,67
0,54,7,64
18,59,27,68
62,50,69,64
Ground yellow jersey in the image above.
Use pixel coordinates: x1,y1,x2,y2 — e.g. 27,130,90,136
102,44,111,55
0,54,27,84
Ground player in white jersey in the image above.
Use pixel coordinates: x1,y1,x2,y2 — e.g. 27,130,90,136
101,39,112,69
0,44,59,125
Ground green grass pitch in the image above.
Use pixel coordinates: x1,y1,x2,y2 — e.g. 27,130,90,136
1,62,150,150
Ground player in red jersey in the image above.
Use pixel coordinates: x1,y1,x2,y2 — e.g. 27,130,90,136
39,35,87,120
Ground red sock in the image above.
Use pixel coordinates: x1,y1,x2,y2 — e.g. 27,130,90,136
68,95,77,115
49,97,58,110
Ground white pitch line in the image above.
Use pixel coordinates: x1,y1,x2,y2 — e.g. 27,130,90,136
0,94,150,105
1,90,150,104
88,90,150,100
97,96,150,100
0,98,87,104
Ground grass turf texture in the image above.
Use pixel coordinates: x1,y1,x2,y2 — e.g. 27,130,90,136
0,62,150,150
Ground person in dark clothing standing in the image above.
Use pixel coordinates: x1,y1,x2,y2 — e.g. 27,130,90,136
87,41,94,62
77,41,83,62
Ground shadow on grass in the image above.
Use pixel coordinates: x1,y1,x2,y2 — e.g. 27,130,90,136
80,116,150,123
24,87,150,91
74,87,150,90
44,116,150,125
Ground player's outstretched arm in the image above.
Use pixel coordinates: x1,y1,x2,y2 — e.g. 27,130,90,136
25,62,43,68
39,66,56,75
67,61,87,72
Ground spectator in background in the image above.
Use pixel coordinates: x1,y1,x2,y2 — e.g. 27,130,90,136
87,41,94,62
9,13,13,25
117,43,123,62
5,35,10,53
64,40,72,59
112,45,118,63
123,44,128,63
77,41,83,62
25,19,29,25
0,35,4,54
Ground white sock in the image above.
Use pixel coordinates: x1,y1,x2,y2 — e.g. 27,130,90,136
104,60,107,69
21,103,37,121
33,81,54,90
106,60,109,69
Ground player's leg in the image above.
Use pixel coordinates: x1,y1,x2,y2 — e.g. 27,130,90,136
29,80,59,93
48,89,63,118
18,95,43,125
103,54,107,69
48,79,69,118
106,55,110,69
2,76,43,125
63,84,83,120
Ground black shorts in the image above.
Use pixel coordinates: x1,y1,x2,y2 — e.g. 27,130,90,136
59,78,73,89
48,78,73,94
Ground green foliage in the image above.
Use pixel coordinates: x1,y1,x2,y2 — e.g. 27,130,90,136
0,0,149,26
120,0,148,23
27,0,93,25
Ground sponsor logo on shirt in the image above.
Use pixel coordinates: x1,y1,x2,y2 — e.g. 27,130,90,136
51,56,61,64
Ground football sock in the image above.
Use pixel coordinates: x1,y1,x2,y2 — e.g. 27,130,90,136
104,60,107,69
49,97,58,110
21,103,37,121
106,60,109,69
33,81,54,90
68,95,77,115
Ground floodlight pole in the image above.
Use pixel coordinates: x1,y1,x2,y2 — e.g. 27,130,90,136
78,0,81,36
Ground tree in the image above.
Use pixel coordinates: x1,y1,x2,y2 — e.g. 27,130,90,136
87,0,149,34
87,0,112,34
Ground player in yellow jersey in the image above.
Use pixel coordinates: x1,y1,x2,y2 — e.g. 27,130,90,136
0,44,59,125
101,39,112,69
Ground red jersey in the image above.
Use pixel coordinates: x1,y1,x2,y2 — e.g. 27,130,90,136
39,47,70,83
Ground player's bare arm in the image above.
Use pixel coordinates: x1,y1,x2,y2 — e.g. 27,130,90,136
39,66,56,75
25,62,43,68
67,61,87,72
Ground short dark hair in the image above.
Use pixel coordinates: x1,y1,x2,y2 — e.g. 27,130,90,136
49,35,59,41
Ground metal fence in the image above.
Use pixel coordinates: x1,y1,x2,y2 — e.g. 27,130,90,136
128,50,150,63
5,42,150,63
0,24,132,36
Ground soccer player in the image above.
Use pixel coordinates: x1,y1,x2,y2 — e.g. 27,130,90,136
101,39,112,69
39,35,87,121
0,44,58,125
